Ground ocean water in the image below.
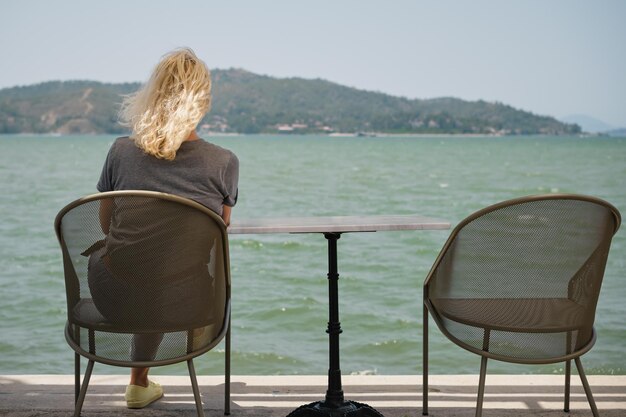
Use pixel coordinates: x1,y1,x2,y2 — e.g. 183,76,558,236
0,134,624,376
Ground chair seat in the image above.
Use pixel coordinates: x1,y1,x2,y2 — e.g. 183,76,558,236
72,299,109,327
431,297,588,333
70,299,208,333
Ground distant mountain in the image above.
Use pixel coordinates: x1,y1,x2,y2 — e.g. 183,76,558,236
0,69,581,135
559,114,614,134
605,128,626,137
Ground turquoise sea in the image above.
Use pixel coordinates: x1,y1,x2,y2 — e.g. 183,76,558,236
0,134,624,376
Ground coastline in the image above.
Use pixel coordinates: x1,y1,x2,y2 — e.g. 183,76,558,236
1,132,619,139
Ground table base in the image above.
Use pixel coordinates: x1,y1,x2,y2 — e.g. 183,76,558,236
286,400,385,417
286,233,386,417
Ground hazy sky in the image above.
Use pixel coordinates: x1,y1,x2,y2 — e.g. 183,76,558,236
1,0,625,127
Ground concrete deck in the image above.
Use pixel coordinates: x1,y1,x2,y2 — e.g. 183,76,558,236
1,374,625,416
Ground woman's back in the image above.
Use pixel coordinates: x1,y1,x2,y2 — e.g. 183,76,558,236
98,136,238,216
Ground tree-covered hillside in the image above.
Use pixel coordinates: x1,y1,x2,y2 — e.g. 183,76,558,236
0,69,581,135
0,80,138,134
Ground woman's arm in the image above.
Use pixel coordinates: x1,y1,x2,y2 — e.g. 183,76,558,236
99,198,113,234
222,205,232,227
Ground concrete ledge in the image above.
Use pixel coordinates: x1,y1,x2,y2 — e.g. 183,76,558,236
1,374,625,416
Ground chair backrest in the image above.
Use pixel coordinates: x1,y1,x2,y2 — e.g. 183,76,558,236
425,194,621,362
55,191,231,366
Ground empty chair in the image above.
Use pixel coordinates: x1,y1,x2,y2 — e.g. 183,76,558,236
422,194,621,417
55,190,232,417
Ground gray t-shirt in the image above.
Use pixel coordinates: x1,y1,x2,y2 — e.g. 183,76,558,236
97,136,239,215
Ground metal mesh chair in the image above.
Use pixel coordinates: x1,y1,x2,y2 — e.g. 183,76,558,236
55,191,232,417
422,194,621,417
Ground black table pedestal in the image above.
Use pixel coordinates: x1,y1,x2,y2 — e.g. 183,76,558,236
287,400,384,417
286,233,384,417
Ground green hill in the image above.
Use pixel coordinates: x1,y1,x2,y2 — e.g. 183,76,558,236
0,69,580,135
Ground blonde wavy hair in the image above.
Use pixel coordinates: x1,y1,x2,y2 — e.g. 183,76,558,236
119,48,211,160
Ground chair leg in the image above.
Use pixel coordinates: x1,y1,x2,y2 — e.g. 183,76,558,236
74,353,80,404
423,302,429,416
188,359,205,417
476,356,488,417
225,318,231,415
475,329,490,417
564,359,571,412
564,331,572,412
575,357,599,417
74,360,94,417
73,325,81,404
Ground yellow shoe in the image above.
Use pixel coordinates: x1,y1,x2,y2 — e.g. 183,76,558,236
125,380,163,409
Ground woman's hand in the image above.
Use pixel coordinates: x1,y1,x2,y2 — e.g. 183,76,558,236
222,205,232,227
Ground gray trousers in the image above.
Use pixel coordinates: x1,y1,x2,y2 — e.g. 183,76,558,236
87,247,213,361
